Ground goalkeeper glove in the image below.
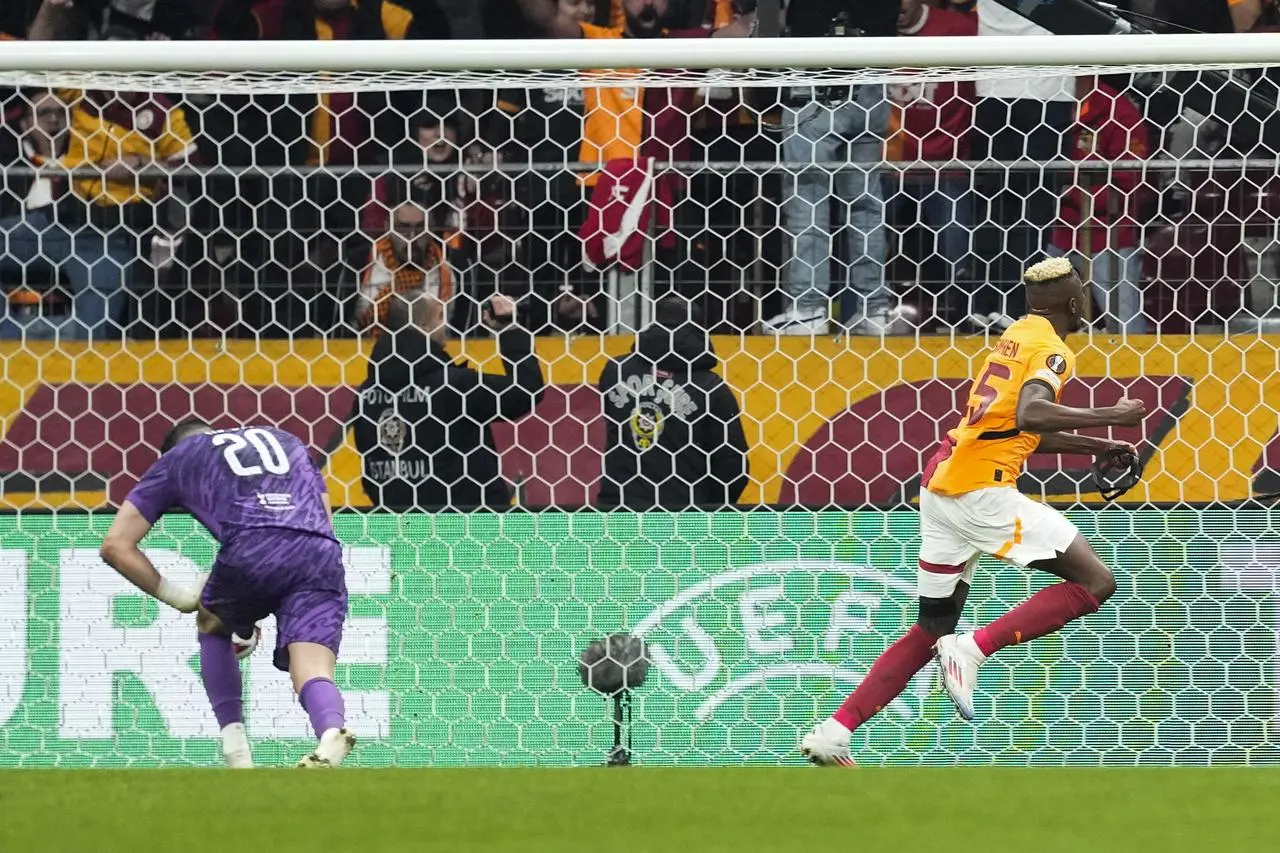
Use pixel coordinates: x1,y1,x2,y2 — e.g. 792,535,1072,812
155,574,207,613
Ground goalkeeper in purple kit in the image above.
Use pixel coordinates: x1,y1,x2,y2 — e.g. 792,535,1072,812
100,420,354,769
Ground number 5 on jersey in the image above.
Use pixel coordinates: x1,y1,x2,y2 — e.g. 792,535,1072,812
965,363,1012,427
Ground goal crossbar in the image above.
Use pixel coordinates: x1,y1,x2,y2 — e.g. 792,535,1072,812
1,33,1277,74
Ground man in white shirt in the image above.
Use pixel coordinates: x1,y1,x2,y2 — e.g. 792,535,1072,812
968,0,1074,331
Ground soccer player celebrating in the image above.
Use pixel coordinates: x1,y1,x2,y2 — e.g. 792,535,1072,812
100,421,354,769
801,257,1146,765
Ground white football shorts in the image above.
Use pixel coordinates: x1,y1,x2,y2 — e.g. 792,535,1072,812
917,487,1079,598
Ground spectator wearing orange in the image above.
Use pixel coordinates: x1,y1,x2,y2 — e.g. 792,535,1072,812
515,0,753,179
887,0,977,330
355,197,455,336
1046,78,1152,335
217,0,458,300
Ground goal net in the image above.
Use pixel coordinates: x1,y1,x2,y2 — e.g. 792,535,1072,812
0,33,1277,768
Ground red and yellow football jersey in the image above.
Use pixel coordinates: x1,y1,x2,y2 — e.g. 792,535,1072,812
924,316,1076,496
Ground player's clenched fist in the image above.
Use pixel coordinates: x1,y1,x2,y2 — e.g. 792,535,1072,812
1100,440,1139,459
1111,397,1146,426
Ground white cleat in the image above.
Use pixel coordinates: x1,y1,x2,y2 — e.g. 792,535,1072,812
846,303,918,337
762,308,830,337
800,718,856,767
221,722,254,769
935,634,985,721
296,727,357,768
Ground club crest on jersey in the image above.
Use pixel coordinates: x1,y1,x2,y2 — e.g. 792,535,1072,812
377,408,407,454
1047,354,1068,375
629,402,665,450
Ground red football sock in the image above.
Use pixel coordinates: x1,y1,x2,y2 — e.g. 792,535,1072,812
972,581,1100,657
833,625,936,731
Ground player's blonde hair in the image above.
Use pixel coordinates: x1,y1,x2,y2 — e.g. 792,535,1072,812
1023,257,1076,284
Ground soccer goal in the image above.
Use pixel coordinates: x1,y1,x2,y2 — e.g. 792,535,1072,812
0,31,1276,768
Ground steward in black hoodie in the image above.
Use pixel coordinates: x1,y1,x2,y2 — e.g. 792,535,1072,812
353,293,544,511
596,298,749,510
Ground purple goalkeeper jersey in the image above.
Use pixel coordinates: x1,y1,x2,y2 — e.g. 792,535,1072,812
125,426,337,546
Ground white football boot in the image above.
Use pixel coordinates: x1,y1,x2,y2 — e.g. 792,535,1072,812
221,722,253,769
935,633,986,721
296,728,357,768
800,718,856,766
762,308,830,336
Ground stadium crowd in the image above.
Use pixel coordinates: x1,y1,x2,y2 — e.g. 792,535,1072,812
0,0,1277,340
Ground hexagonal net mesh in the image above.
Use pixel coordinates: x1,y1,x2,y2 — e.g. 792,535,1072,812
0,36,1277,768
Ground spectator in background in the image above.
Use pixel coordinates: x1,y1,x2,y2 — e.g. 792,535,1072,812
451,138,523,330
1158,0,1272,33
597,296,748,510
766,0,904,337
361,115,519,335
482,0,596,36
362,115,464,239
0,88,72,329
353,292,545,511
1046,77,1152,334
513,0,754,328
212,0,454,331
355,195,455,336
511,0,730,173
3,89,71,208
0,79,197,340
21,0,209,40
105,0,210,39
888,0,976,330
1226,0,1275,30
967,0,1074,332
689,0,770,332
487,0,594,332
214,0,453,168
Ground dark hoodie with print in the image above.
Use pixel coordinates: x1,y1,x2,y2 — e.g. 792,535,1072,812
596,319,749,510
353,324,544,511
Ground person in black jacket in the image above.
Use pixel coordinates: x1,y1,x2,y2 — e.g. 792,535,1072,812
353,291,545,510
597,297,749,510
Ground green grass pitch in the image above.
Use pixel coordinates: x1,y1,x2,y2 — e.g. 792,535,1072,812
2,768,1278,852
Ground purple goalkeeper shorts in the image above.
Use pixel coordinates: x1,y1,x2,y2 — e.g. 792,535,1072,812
200,530,348,672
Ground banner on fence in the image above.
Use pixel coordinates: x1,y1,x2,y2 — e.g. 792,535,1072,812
0,335,1276,510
